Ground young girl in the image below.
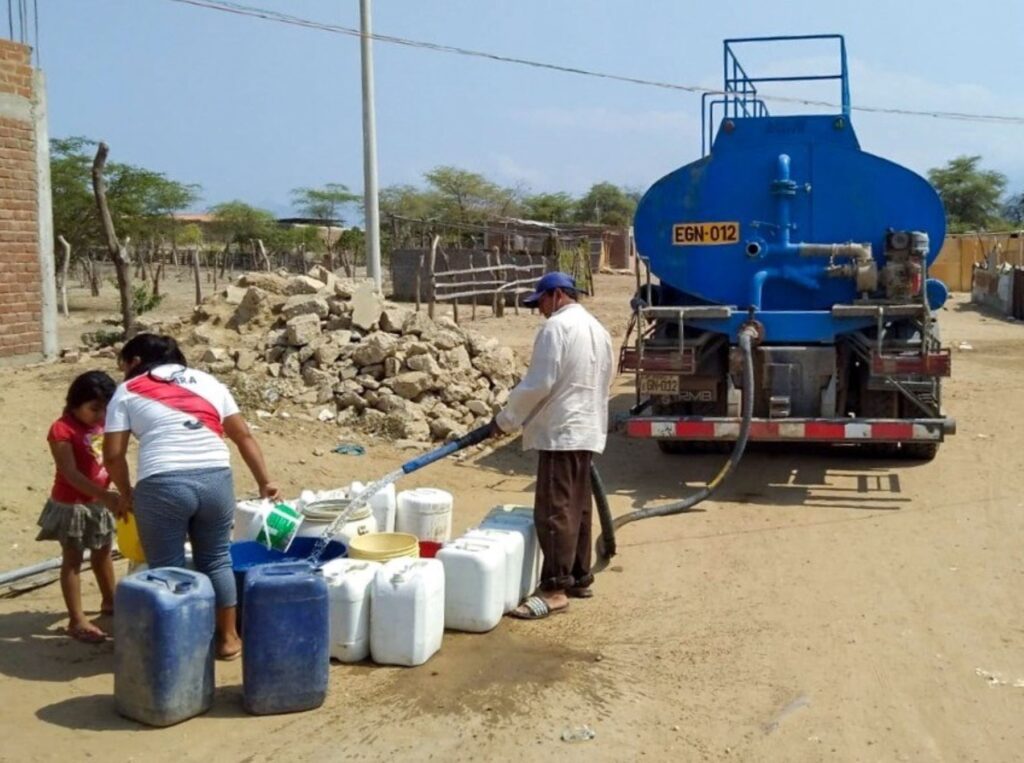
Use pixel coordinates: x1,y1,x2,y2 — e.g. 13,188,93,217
37,371,120,643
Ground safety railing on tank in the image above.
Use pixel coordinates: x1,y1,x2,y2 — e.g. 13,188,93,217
700,34,850,156
701,94,768,156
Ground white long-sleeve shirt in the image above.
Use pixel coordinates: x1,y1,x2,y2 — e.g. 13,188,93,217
496,302,614,453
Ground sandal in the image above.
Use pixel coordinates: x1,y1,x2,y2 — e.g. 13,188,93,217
509,596,569,620
567,586,594,599
68,625,108,644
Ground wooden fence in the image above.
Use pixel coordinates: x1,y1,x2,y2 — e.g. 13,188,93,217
420,237,550,322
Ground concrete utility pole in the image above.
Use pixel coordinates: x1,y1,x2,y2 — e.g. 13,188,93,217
360,0,382,291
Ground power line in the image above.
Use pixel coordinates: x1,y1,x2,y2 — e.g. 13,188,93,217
164,0,1024,126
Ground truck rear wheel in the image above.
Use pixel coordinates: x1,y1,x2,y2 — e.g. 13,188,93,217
658,440,691,455
899,441,939,461
859,388,899,457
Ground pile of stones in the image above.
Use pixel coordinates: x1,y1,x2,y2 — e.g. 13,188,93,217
197,266,522,443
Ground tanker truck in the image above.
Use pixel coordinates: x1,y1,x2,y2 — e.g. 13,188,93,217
623,35,954,460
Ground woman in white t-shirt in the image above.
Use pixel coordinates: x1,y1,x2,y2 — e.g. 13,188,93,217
103,334,279,660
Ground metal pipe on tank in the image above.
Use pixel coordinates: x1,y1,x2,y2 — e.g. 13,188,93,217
799,242,871,260
775,154,793,248
750,264,823,309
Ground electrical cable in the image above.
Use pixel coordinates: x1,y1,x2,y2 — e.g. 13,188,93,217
162,0,1024,126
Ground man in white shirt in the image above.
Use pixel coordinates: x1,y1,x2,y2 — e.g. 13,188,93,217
493,272,614,619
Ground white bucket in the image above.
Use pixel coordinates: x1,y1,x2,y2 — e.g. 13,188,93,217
396,488,453,543
295,499,377,545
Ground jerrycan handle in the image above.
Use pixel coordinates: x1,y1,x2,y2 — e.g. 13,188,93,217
262,561,315,577
144,570,194,594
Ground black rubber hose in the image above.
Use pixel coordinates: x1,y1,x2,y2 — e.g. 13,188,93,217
593,328,757,563
590,462,616,559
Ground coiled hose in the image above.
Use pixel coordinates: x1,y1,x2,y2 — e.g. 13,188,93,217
592,328,758,566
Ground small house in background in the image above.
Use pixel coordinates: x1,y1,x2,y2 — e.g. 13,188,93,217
172,213,347,249
482,219,636,272
276,217,347,249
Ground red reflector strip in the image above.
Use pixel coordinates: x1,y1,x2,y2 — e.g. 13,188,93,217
750,421,779,438
805,422,847,439
626,420,652,437
675,421,716,438
627,418,944,442
870,422,913,440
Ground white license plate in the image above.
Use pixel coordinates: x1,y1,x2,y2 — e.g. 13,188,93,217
640,375,680,395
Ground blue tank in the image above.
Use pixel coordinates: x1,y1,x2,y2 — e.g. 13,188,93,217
242,561,329,715
634,35,947,344
114,568,215,727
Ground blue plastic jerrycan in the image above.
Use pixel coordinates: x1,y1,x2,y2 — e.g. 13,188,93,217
242,561,329,715
114,567,215,726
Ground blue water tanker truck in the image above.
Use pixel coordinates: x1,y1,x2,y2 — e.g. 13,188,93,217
623,36,954,460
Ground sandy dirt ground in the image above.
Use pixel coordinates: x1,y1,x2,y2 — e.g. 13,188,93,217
1,272,1022,762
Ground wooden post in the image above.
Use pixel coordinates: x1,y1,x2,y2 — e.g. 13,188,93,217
91,142,135,335
486,249,498,317
57,235,71,318
414,249,423,313
255,238,270,271
427,235,439,319
446,248,459,325
511,254,520,316
470,252,478,321
192,248,202,305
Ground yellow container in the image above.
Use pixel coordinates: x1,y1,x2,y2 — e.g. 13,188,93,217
348,532,419,562
115,513,146,563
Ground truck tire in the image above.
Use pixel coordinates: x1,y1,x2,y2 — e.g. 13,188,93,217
658,440,691,455
900,441,939,461
859,388,899,457
897,393,941,461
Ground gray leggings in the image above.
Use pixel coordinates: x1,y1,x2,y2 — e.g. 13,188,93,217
133,467,236,608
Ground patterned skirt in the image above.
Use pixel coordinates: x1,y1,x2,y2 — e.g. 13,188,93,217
36,498,115,551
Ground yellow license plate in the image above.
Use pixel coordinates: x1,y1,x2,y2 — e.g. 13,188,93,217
673,222,740,246
640,375,680,395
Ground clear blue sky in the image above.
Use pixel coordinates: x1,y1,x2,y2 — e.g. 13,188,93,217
40,0,1024,217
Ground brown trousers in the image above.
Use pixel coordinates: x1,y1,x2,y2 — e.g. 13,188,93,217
534,450,594,592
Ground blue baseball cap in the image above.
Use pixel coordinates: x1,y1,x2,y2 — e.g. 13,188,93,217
522,271,585,307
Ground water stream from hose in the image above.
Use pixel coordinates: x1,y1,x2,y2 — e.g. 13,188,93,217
306,467,405,564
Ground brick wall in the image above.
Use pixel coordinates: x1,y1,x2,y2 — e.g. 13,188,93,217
0,40,42,360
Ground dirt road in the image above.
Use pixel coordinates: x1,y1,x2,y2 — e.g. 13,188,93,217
1,275,1022,761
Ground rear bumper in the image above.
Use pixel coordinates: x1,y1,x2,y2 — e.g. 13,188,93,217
626,417,955,443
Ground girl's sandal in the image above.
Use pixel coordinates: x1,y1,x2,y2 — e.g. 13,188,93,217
68,625,108,644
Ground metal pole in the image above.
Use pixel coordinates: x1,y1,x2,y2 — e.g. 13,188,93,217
360,0,382,291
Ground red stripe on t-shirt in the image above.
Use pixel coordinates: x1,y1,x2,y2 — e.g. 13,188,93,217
126,374,225,437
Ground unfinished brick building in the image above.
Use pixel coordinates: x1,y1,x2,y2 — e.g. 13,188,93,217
0,38,55,362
